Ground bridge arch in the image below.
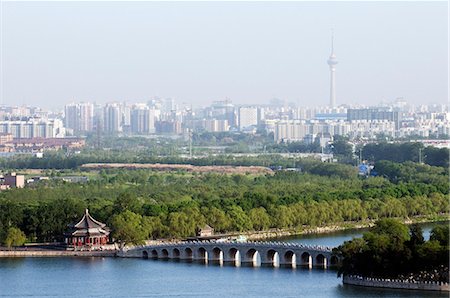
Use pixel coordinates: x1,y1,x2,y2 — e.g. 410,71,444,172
330,255,339,267
161,249,169,259
142,250,149,259
227,248,241,267
151,249,158,259
197,247,208,263
266,249,280,267
283,250,296,268
212,247,224,264
184,247,193,260
172,248,181,259
315,254,327,269
245,249,260,267
301,252,312,268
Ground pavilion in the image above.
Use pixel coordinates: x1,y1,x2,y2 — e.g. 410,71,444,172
65,209,110,248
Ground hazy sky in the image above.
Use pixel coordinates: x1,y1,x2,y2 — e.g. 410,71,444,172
1,1,448,109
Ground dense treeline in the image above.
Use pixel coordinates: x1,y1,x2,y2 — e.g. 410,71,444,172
0,159,448,245
363,142,449,168
335,219,449,282
0,152,345,170
1,140,447,170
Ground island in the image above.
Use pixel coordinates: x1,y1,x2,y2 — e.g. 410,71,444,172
334,218,449,292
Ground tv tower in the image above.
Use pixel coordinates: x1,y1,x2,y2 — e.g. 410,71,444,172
327,31,338,108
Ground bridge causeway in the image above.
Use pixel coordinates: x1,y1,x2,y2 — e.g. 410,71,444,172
120,240,340,269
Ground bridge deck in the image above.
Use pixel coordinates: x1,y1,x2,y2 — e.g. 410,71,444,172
121,240,339,269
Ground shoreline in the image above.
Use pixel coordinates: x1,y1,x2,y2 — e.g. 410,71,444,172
240,215,449,241
0,215,447,258
343,275,450,292
0,250,117,258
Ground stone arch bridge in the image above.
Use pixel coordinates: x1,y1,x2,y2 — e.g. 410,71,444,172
120,240,340,269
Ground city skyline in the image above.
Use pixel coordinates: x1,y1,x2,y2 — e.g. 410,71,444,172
1,2,448,109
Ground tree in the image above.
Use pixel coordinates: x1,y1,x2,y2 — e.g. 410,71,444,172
203,207,231,233
430,224,449,246
371,218,410,247
335,219,449,281
113,192,142,214
271,205,295,229
110,211,148,248
4,227,26,248
407,224,424,247
226,206,252,232
424,147,449,168
249,207,271,231
332,136,353,160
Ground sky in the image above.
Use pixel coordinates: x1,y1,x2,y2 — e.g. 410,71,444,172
0,1,448,109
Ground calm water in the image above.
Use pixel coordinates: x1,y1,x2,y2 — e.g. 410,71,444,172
0,223,446,298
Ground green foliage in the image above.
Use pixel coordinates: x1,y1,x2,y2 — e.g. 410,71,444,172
110,211,149,246
226,206,252,232
335,219,449,281
363,142,449,168
249,207,271,231
0,158,447,243
423,146,449,168
430,224,449,246
332,136,354,161
4,227,26,248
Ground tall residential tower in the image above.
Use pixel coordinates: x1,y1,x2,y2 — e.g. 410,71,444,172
327,33,338,108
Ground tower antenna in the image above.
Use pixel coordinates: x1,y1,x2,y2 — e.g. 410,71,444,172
327,29,338,108
331,29,334,54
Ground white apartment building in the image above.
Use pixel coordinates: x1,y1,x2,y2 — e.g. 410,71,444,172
103,103,121,133
0,119,65,139
130,105,157,134
203,119,229,132
64,102,93,133
238,107,258,130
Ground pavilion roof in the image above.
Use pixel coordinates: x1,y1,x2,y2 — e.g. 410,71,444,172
66,209,110,237
74,209,107,229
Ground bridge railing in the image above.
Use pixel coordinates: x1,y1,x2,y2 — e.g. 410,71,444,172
131,239,333,252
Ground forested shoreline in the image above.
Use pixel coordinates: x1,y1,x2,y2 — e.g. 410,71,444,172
335,219,449,282
0,158,448,246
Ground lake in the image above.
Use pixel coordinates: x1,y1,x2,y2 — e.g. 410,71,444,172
0,222,446,298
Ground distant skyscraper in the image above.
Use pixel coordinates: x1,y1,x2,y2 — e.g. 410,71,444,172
238,106,258,130
103,103,121,133
64,102,93,134
327,32,338,108
78,102,94,132
131,105,156,134
64,103,78,132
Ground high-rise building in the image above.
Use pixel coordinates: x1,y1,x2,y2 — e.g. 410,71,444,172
327,32,338,108
238,106,258,130
203,119,229,132
103,103,121,133
78,103,94,132
64,103,79,132
64,102,93,134
121,104,131,127
347,108,401,129
211,99,236,128
131,105,156,134
0,119,65,139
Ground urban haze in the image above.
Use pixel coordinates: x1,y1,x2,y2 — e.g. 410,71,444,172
1,1,448,109
0,1,449,298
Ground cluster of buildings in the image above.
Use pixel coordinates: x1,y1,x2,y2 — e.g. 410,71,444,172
0,98,447,153
64,100,177,135
0,106,84,154
60,99,449,144
0,37,448,150
58,36,448,144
